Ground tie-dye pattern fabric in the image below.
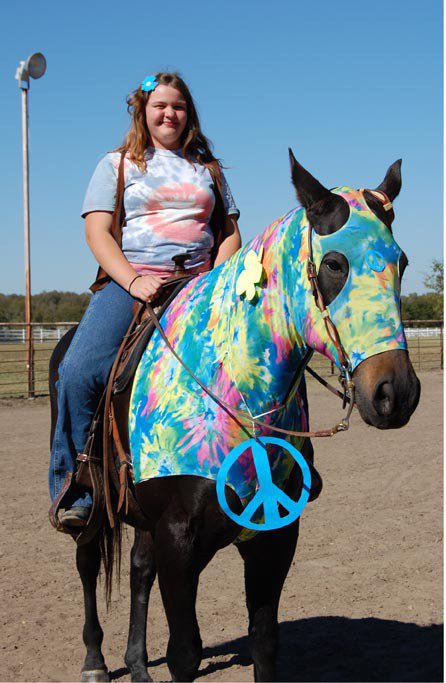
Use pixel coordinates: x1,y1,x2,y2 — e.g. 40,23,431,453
81,149,239,274
129,187,407,539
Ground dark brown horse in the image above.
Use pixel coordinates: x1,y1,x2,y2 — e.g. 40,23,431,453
50,154,420,682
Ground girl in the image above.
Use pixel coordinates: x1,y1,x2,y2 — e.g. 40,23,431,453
49,72,241,528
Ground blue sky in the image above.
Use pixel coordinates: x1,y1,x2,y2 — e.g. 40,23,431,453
1,0,442,295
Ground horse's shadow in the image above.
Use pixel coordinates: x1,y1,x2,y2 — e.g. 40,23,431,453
110,616,443,681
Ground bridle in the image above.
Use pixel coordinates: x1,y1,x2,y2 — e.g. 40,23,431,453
146,187,393,441
304,187,393,427
306,218,355,425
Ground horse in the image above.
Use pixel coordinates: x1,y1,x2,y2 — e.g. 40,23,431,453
50,151,420,682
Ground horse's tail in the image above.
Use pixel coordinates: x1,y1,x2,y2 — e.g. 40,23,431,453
99,513,123,610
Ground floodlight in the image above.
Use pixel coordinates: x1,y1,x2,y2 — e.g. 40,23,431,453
26,53,46,80
15,52,47,88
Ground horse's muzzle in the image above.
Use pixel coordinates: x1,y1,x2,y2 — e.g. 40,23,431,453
353,350,421,429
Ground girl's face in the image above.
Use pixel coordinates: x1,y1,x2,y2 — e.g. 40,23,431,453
145,85,188,150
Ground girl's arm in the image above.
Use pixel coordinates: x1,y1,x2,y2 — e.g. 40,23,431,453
213,215,242,267
85,211,164,300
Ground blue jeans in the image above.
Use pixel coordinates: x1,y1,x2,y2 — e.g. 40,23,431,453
49,280,136,508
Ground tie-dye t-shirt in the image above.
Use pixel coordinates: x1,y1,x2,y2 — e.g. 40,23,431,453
81,148,239,276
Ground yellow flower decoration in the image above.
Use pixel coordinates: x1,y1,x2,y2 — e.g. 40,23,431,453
236,246,264,301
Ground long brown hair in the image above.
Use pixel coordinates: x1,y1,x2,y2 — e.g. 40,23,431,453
116,72,219,171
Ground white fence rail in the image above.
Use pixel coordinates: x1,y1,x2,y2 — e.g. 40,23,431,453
0,326,75,343
405,327,442,338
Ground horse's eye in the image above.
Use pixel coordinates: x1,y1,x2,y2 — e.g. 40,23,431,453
325,260,342,272
318,252,349,305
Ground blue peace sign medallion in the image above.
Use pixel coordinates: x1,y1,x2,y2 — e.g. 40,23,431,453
365,249,385,272
216,437,312,531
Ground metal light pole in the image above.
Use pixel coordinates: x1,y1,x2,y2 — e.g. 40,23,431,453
15,52,47,398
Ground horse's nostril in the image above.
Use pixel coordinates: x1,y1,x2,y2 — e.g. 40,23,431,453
373,380,395,417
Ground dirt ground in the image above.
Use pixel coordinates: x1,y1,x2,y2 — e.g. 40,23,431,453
0,370,443,683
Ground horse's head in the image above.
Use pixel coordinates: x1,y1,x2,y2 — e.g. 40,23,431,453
289,151,420,429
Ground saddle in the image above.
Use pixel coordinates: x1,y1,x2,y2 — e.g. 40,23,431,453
49,274,195,544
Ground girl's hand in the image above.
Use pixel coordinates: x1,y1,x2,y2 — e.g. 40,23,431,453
129,274,165,302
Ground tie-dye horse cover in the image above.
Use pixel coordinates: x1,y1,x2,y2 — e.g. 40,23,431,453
129,187,407,535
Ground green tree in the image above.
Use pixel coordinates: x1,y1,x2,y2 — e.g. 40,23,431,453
423,259,443,295
401,292,443,321
0,291,90,323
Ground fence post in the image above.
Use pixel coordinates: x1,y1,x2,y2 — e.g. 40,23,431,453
26,323,35,398
417,328,421,371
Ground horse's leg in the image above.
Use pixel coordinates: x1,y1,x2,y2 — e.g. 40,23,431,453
124,529,157,683
135,477,240,682
155,513,203,682
237,519,300,682
76,537,110,682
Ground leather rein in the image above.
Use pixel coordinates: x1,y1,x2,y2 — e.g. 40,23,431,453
145,219,357,440
145,188,394,442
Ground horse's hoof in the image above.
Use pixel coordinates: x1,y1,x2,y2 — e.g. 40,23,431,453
130,668,152,682
81,669,110,682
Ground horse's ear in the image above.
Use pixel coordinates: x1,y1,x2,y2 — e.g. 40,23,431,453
289,148,331,209
375,159,402,202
